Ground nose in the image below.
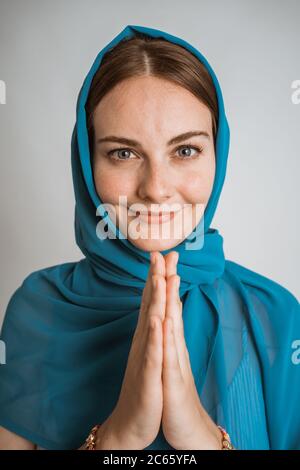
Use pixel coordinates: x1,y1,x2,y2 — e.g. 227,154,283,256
137,160,175,202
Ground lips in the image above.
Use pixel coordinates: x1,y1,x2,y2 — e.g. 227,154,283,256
136,210,178,224
139,211,172,216
127,205,182,224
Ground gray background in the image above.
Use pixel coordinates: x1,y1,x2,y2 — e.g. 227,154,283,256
0,0,299,326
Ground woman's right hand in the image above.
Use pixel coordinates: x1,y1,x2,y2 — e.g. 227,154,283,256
96,251,168,450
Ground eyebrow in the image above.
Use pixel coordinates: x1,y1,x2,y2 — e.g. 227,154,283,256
96,130,210,147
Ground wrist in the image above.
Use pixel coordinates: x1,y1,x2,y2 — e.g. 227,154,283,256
94,418,118,450
183,422,223,450
94,416,144,450
209,425,223,450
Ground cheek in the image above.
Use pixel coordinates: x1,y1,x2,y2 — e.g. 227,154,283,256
93,163,136,203
179,162,215,203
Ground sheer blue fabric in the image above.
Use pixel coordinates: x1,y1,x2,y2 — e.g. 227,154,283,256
0,25,299,450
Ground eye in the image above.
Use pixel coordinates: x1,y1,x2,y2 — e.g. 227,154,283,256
107,148,135,161
106,143,204,162
175,144,203,160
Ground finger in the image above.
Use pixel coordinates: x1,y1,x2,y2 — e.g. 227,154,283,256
164,251,179,281
132,254,165,366
153,251,166,278
165,274,190,376
143,315,163,378
165,274,181,324
163,317,182,390
136,252,161,336
148,273,166,322
164,251,181,339
140,251,165,316
138,273,166,358
163,250,179,326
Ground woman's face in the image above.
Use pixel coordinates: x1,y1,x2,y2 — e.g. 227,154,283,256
92,75,216,252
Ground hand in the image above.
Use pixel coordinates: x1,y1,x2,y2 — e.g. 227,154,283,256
159,251,222,450
95,251,167,450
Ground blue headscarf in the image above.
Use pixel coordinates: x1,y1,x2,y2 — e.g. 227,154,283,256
0,25,299,450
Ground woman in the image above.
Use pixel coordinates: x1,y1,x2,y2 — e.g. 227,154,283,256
0,24,299,450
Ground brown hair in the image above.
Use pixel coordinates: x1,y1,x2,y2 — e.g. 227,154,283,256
85,32,219,155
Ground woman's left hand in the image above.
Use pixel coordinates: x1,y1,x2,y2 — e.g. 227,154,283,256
158,251,222,450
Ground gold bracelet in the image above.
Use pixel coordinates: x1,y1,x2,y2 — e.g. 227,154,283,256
217,425,235,450
85,423,235,450
85,424,101,450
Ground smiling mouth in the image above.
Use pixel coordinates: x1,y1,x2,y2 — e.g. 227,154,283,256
128,207,182,215
138,211,174,215
135,210,180,224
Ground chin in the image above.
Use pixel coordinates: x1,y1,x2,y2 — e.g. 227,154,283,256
127,236,183,253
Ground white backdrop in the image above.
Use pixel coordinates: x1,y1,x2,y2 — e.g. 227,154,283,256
0,0,299,326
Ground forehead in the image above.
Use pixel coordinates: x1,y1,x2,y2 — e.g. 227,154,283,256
92,76,212,137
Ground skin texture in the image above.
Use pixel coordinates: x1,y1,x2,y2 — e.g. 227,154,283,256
92,75,216,252
88,79,221,449
0,77,223,450
158,252,222,449
93,251,222,450
0,427,35,449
